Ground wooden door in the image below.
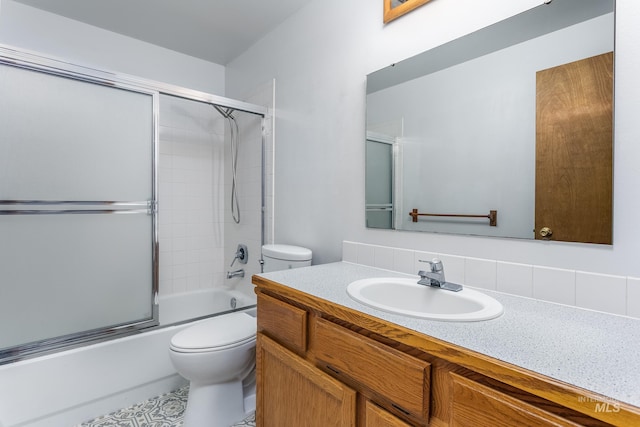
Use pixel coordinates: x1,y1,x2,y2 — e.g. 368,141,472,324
256,333,356,427
535,52,613,244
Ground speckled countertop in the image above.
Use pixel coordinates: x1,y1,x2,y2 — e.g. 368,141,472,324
256,261,640,408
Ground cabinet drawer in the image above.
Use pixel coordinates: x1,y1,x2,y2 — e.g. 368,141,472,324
257,293,307,354
450,373,582,427
365,400,412,427
314,317,430,420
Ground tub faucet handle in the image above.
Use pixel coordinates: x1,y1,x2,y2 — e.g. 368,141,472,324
230,244,248,267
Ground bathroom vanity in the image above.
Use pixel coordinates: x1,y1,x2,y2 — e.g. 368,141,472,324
253,262,640,426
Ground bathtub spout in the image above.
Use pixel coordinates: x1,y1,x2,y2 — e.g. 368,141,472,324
227,269,245,279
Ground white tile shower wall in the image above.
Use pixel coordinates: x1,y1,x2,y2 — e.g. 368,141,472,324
158,95,226,295
223,80,275,298
342,241,639,319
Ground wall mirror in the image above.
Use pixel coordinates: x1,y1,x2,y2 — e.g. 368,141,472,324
366,0,614,244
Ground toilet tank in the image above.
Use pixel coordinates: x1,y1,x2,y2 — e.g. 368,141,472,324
262,244,312,273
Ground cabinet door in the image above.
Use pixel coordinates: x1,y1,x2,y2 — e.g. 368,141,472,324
257,333,356,427
451,373,581,427
365,400,412,427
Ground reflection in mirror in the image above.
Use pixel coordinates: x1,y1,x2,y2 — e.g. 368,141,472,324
366,132,395,229
366,0,614,244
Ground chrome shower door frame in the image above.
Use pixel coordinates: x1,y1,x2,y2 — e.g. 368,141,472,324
0,43,269,364
0,45,160,364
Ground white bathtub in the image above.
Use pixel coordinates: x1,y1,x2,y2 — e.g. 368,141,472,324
0,289,256,427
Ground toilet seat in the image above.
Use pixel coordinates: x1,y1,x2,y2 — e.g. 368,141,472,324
170,312,256,353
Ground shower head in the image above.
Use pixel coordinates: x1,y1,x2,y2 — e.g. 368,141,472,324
213,104,235,120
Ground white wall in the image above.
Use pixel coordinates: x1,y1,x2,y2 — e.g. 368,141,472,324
0,0,225,95
226,0,640,282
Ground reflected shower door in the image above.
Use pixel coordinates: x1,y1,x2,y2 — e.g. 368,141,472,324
366,137,394,229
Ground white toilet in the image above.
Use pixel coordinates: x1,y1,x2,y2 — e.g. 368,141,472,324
169,312,257,427
169,244,312,427
261,244,312,272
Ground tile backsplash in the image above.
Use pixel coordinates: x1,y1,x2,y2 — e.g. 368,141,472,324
343,241,640,319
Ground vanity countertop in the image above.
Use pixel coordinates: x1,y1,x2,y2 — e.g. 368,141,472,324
256,261,640,409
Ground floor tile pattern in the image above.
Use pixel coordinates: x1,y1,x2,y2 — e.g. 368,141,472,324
78,386,255,427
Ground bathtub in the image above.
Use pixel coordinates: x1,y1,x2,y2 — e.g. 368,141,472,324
0,289,256,427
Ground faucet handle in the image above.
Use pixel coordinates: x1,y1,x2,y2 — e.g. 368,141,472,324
230,244,248,267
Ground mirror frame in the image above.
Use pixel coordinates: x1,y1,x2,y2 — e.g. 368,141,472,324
383,0,433,23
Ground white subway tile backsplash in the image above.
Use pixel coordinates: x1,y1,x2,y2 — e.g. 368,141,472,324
627,277,640,318
532,266,576,305
357,244,376,267
374,245,395,271
393,248,415,274
342,241,360,264
342,242,637,318
575,271,626,315
465,257,497,290
497,262,533,297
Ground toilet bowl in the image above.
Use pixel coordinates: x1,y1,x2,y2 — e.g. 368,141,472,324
169,311,257,427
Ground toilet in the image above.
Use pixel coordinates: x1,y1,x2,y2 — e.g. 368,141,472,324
169,244,312,426
169,312,257,427
261,244,312,272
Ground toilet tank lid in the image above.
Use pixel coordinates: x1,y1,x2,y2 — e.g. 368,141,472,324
262,244,312,261
170,312,256,350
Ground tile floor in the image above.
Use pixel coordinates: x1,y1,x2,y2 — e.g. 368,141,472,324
78,386,256,427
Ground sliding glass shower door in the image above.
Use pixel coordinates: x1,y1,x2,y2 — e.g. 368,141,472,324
0,56,158,362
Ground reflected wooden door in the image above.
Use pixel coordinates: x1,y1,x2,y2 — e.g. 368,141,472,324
535,52,613,244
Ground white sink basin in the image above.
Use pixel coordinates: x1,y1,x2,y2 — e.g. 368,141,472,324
347,277,503,321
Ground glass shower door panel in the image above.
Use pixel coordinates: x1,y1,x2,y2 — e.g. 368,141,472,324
0,213,153,350
0,63,153,201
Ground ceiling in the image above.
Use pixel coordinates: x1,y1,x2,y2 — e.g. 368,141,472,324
13,0,314,65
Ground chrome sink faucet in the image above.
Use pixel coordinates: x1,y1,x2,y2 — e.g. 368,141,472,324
418,258,463,292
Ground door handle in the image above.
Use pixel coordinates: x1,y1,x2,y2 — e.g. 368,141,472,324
539,227,553,239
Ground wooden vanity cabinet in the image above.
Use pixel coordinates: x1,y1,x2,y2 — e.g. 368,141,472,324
257,333,356,426
255,282,634,427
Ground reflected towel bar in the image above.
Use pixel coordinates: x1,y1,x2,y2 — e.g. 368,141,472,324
410,208,497,226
